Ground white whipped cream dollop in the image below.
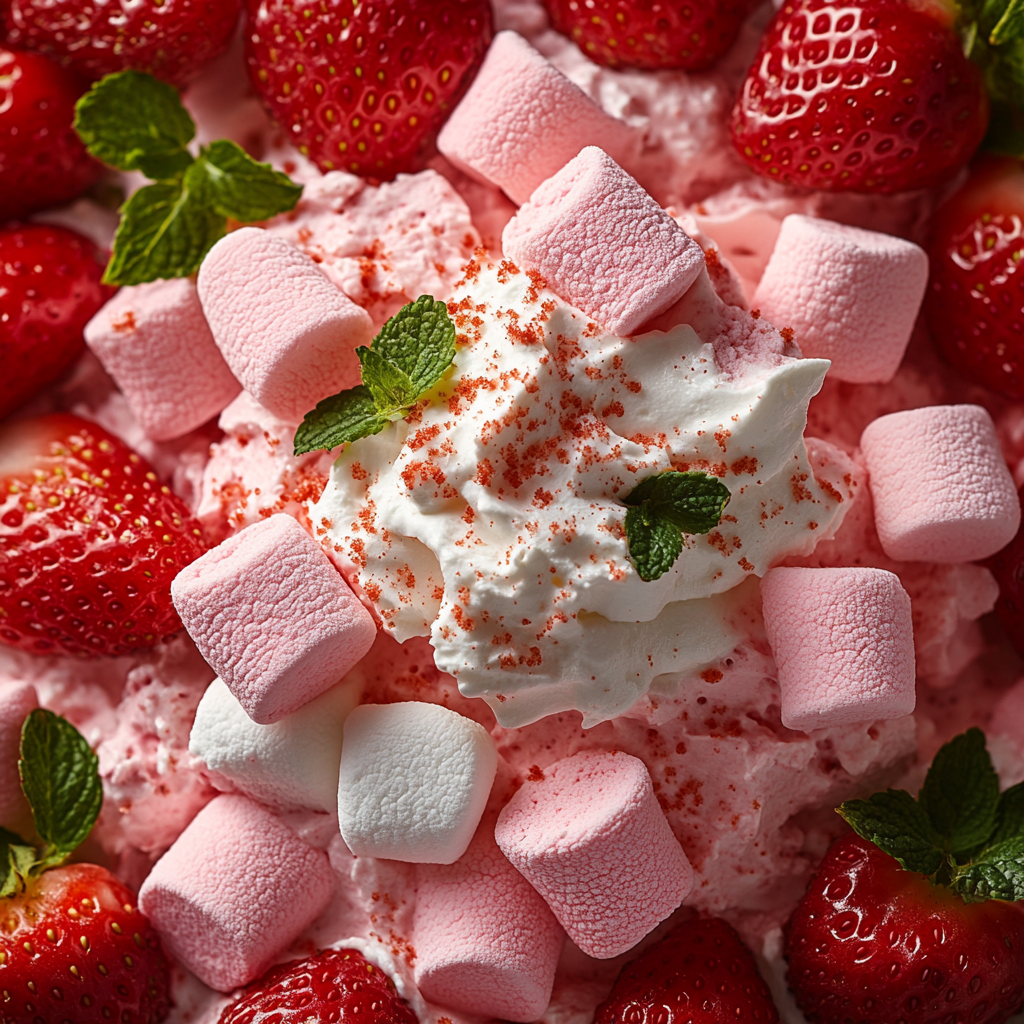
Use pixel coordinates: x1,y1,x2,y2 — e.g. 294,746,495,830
312,258,852,727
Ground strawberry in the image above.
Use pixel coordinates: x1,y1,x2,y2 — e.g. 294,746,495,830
0,222,113,420
218,947,420,1024
2,0,243,88
785,730,1024,1024
544,0,757,71
593,918,780,1024
243,0,493,181
987,487,1024,659
729,0,988,193
926,155,1024,399
0,47,102,220
0,413,207,658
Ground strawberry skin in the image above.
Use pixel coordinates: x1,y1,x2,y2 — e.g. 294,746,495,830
0,863,170,1024
730,0,988,193
594,918,780,1024
218,947,419,1024
0,223,113,420
244,0,493,180
0,414,207,658
544,0,757,71
785,833,1024,1024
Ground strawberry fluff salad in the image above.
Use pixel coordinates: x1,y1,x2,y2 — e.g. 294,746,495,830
5,0,1024,1021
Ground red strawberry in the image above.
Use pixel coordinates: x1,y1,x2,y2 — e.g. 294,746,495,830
0,413,207,657
218,947,420,1024
0,47,102,220
0,222,114,420
544,0,758,71
2,0,242,88
0,862,171,1024
730,0,988,193
244,0,493,181
926,155,1024,398
987,487,1024,658
594,918,780,1024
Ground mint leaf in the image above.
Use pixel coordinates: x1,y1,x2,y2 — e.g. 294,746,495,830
19,710,102,866
0,828,33,898
359,346,419,414
953,836,1024,902
371,294,457,395
294,385,391,456
989,782,1024,847
838,790,944,874
625,504,684,582
920,728,1001,856
195,139,303,223
991,0,1024,44
75,70,195,178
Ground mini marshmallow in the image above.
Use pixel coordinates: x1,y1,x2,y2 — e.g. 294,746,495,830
338,702,497,864
413,820,564,1021
0,681,36,826
190,676,360,813
171,513,376,724
502,148,705,336
437,31,633,205
197,227,374,422
751,215,928,384
494,751,692,959
760,567,916,732
861,405,1021,562
138,793,334,991
84,277,240,441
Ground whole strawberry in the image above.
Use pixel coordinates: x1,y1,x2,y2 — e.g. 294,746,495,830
594,917,780,1024
0,47,102,220
545,0,757,71
988,488,1024,658
0,413,207,657
2,0,241,87
786,729,1024,1024
0,709,170,1023
218,947,419,1024
0,223,113,419
730,0,988,193
244,0,493,180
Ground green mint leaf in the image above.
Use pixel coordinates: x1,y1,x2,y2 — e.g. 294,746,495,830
953,836,1024,902
991,0,1024,44
370,295,457,396
0,828,32,899
293,385,391,455
19,709,102,865
103,178,225,286
74,70,195,178
988,782,1024,848
838,790,945,874
625,503,684,582
358,346,419,415
919,728,1001,856
194,139,303,222
625,471,732,535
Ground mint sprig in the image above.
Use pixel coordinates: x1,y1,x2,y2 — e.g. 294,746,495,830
74,70,302,286
622,472,731,582
294,295,457,455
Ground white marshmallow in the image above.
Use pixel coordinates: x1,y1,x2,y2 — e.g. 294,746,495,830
190,677,360,813
338,702,498,864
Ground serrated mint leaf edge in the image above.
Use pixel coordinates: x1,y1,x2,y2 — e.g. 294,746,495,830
370,294,458,396
838,790,945,875
624,504,684,582
197,139,303,222
953,835,1024,902
294,385,392,455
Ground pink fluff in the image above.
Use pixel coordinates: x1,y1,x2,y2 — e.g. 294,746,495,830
990,678,1024,750
0,681,36,827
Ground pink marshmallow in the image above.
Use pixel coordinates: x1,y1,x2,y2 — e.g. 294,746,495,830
861,405,1021,563
138,794,334,991
494,751,693,959
197,227,375,422
751,215,928,384
413,819,565,1022
171,513,376,724
502,148,705,336
84,278,240,441
437,31,633,205
0,681,36,826
990,678,1024,750
760,567,916,732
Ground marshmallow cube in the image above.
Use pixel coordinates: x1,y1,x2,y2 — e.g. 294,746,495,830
138,794,335,991
84,277,240,441
190,676,360,813
172,513,376,724
502,148,705,336
338,702,498,864
437,31,633,205
0,681,37,825
861,405,1021,563
760,567,916,732
494,751,692,959
197,227,374,422
413,822,565,1022
751,215,928,384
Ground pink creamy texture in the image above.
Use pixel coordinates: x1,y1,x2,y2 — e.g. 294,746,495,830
5,1,1024,1022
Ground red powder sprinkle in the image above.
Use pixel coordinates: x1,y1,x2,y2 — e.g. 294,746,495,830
738,557,755,572
526,269,547,303
351,462,369,481
750,308,761,319
791,472,813,502
491,632,513,645
112,310,136,334
714,429,731,452
601,401,625,419
451,605,476,632
624,380,642,394
701,668,723,684
730,456,758,475
350,538,367,568
496,259,521,283
408,424,442,451
780,326,795,343
815,476,844,503
364,580,382,601
526,765,545,782
475,459,494,487
462,506,476,525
